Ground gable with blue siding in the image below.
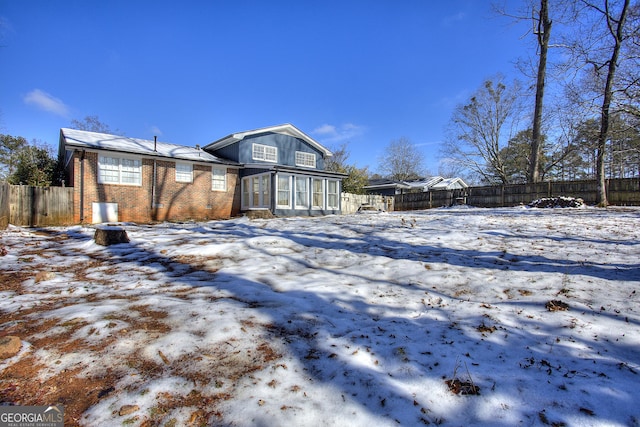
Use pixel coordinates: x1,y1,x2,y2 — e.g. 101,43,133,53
203,123,345,217
235,133,325,169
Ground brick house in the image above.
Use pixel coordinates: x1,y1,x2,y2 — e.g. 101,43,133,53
59,124,344,223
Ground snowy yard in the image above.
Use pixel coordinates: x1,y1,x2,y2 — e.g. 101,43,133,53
1,207,639,426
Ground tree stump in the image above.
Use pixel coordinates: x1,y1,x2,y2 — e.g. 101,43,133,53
94,225,130,246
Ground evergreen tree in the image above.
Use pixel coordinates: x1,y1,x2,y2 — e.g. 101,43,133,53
0,134,28,180
8,145,57,186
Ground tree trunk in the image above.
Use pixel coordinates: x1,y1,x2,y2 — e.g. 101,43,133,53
595,0,630,207
528,0,552,184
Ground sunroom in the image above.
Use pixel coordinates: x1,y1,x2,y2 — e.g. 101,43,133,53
240,166,344,217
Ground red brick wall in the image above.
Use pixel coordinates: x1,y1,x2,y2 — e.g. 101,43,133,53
152,161,240,221
70,150,240,223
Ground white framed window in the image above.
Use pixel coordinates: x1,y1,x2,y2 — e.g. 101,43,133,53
277,175,291,208
265,146,277,162
98,156,120,184
176,162,193,183
212,167,227,191
251,176,260,206
295,176,309,208
262,175,270,207
98,154,142,186
312,178,324,209
252,143,277,163
295,151,316,168
327,180,339,209
242,178,250,207
242,173,270,209
120,159,141,184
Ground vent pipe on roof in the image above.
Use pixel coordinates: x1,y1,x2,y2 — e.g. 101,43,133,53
154,136,157,152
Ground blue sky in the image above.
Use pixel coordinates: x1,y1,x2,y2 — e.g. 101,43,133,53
0,0,532,175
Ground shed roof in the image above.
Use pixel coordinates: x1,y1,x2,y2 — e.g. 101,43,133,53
430,177,468,189
204,123,333,157
364,178,411,190
60,128,230,164
402,176,444,189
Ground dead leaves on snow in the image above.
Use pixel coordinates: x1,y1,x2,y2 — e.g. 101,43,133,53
445,378,481,396
537,407,595,427
476,322,497,334
445,358,481,396
546,300,570,312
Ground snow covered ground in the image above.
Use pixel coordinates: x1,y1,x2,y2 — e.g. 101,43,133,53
1,206,639,426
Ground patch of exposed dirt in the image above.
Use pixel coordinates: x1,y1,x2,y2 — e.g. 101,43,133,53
1,341,124,426
126,305,172,333
134,390,229,426
0,234,283,426
1,360,121,426
1,301,282,426
0,271,30,294
172,255,222,274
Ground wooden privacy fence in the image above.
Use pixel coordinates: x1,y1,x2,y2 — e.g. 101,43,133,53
8,185,74,227
341,193,394,214
0,183,9,229
394,178,640,211
395,188,468,211
2,178,638,227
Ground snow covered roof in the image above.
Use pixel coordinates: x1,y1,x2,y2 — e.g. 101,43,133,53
60,128,231,164
402,177,444,190
365,176,468,192
430,177,468,189
364,179,411,190
204,123,333,157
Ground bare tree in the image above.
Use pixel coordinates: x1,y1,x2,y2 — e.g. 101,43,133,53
438,157,468,180
377,137,425,181
70,115,115,134
326,142,370,194
443,76,523,184
496,1,587,184
565,0,635,205
325,143,351,173
528,0,553,183
594,0,631,205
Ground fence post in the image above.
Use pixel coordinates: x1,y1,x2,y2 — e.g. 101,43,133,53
30,186,36,227
0,183,9,229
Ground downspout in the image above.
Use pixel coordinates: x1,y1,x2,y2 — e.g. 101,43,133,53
79,150,86,223
151,136,157,221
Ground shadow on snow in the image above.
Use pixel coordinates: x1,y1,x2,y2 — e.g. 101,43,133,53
56,215,640,426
